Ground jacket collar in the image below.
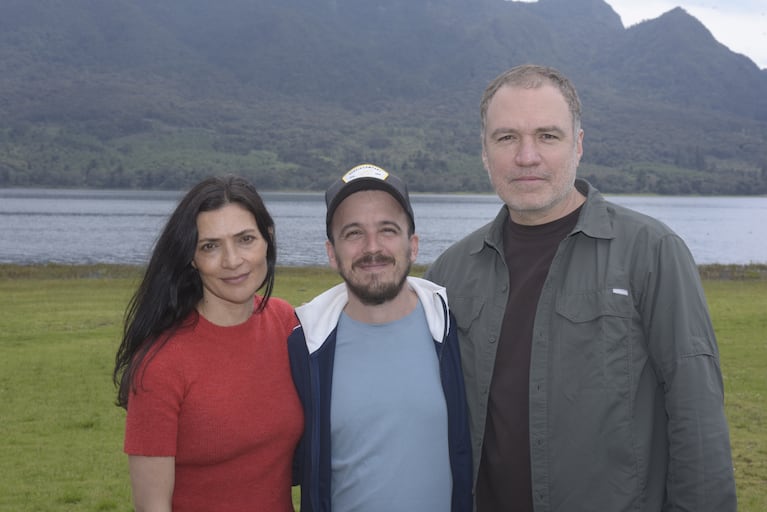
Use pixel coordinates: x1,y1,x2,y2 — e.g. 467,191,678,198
295,276,449,354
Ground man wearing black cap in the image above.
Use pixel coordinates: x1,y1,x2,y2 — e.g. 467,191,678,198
288,163,472,512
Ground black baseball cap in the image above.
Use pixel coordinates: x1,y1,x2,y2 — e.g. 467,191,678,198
325,164,415,239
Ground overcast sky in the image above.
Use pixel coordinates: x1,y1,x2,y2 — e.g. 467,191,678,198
514,1,767,69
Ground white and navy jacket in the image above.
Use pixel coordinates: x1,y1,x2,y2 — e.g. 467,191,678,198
288,276,473,512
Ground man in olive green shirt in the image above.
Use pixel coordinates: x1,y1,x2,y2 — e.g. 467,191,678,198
425,64,736,512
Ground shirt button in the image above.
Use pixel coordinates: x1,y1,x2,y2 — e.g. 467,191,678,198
488,336,496,344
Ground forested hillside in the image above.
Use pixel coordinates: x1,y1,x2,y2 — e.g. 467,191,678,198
1,0,766,194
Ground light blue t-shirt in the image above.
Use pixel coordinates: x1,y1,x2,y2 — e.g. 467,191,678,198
330,299,452,512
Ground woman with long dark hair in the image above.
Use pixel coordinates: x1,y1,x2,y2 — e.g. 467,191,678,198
113,175,302,511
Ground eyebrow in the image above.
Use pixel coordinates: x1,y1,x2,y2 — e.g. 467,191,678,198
489,125,567,138
537,125,566,135
339,219,403,233
197,228,258,243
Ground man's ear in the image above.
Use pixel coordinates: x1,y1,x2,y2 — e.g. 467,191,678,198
409,233,419,263
325,240,338,270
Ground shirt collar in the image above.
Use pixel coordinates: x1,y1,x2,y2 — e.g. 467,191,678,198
475,178,615,254
572,178,615,240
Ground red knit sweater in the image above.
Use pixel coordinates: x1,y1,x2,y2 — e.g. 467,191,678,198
124,297,303,511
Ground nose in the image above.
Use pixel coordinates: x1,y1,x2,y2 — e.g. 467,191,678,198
515,136,542,166
221,243,243,269
363,233,382,253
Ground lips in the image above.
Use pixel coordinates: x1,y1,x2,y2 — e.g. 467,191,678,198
512,175,545,182
221,273,250,284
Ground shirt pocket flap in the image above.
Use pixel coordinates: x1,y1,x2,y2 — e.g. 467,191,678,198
451,296,485,331
555,289,634,323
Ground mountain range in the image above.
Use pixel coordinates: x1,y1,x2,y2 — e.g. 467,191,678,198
1,0,766,194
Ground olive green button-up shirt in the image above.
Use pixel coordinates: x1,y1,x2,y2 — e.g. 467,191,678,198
425,179,736,512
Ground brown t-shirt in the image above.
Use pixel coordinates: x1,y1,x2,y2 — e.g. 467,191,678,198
476,207,581,511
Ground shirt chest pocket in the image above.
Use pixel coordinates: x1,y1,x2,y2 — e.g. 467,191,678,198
452,295,485,338
553,289,638,392
450,295,491,384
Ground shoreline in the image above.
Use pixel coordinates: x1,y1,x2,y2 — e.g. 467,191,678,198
1,262,766,281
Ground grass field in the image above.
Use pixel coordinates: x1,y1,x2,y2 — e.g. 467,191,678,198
0,264,764,511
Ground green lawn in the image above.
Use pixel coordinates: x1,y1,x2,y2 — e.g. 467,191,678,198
0,264,764,510
704,280,767,511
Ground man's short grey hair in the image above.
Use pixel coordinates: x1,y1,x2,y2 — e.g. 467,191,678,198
480,64,582,140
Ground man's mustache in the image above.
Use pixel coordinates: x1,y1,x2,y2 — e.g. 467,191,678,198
353,254,395,268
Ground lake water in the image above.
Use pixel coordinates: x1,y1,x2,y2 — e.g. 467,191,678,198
1,188,766,266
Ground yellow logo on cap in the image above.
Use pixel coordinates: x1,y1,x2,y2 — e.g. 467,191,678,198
342,164,389,183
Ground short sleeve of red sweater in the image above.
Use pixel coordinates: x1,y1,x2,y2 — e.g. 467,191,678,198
123,331,194,456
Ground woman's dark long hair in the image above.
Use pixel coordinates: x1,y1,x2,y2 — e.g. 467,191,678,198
113,175,277,409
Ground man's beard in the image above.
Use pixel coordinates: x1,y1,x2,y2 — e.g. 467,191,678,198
341,253,411,306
